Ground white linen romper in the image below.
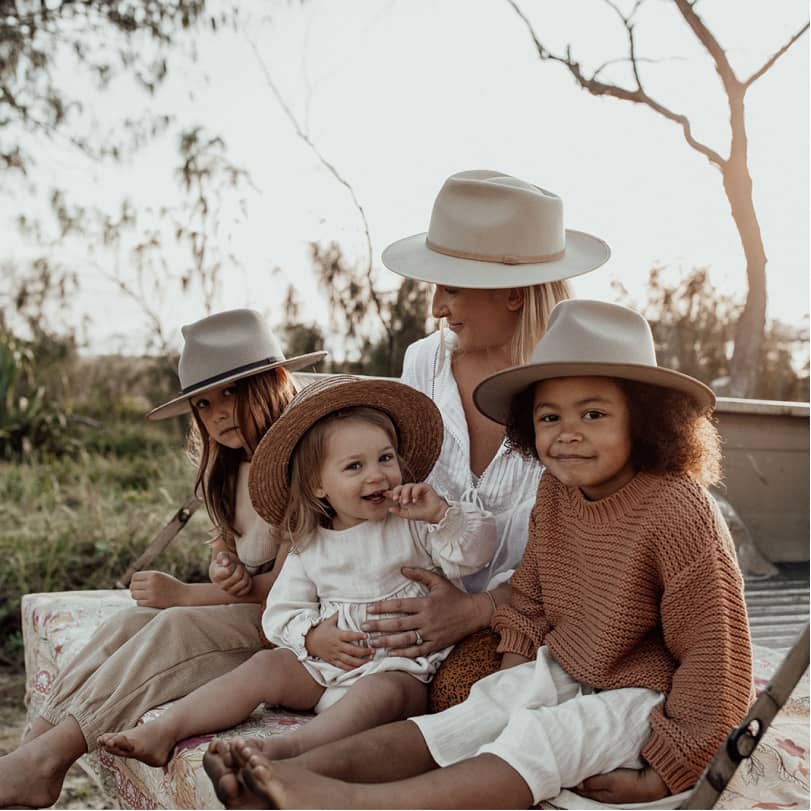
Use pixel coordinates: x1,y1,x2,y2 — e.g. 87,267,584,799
261,503,496,712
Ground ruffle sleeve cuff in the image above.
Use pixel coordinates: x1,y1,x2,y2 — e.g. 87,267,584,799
424,499,497,581
262,610,321,661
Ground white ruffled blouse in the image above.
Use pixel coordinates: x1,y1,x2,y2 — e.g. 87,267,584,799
400,330,542,592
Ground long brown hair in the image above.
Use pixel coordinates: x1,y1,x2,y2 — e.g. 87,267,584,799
282,407,406,548
187,367,297,542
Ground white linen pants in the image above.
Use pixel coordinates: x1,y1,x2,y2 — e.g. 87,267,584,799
412,646,665,806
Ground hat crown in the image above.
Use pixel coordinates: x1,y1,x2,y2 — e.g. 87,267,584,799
531,300,658,368
178,309,285,392
427,170,565,263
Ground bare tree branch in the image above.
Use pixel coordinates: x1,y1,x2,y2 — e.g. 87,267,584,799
672,0,740,94
504,0,726,168
247,37,392,344
744,23,809,88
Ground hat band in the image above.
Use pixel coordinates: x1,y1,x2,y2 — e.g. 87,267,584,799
181,357,283,394
425,238,565,266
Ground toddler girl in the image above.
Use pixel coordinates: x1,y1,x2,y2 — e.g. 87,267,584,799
99,375,497,767
211,300,753,810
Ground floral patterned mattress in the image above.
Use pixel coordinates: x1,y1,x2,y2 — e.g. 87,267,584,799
22,590,810,810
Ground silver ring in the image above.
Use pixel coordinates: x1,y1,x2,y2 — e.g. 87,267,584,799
414,629,424,646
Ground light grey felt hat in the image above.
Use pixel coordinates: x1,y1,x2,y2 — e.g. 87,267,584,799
382,170,611,289
147,309,327,420
474,299,716,424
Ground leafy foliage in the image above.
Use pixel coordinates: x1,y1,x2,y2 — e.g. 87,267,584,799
0,327,79,461
614,267,809,401
307,241,432,376
0,0,213,172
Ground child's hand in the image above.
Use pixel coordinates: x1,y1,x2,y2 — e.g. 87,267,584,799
305,613,372,671
210,551,252,596
130,571,188,608
574,766,669,804
387,483,448,524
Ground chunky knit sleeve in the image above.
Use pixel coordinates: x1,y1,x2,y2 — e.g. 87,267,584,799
491,504,550,659
642,494,753,794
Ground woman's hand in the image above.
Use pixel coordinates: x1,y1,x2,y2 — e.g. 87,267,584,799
574,766,669,804
305,613,372,671
210,550,252,597
362,567,491,657
387,483,448,524
130,571,188,608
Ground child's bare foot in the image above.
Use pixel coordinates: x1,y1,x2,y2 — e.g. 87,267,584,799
204,740,266,810
0,744,67,808
97,722,176,767
235,742,364,810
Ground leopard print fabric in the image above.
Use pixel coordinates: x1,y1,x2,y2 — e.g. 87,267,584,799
428,629,502,713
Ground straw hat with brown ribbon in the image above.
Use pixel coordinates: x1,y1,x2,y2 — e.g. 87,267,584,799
249,375,444,526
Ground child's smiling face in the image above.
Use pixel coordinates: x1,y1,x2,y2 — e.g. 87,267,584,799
315,418,403,530
532,376,635,501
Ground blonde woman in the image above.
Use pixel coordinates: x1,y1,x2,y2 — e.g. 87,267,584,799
364,170,611,711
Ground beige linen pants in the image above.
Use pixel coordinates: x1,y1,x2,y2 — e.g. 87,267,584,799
39,603,262,749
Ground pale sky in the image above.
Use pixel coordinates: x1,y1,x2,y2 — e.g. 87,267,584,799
5,0,809,356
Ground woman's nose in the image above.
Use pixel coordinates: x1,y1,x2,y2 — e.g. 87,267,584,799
431,288,449,318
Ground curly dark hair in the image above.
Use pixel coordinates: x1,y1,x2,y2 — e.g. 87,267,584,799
504,377,722,487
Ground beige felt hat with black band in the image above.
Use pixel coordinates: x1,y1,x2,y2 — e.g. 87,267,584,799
382,170,611,289
474,299,716,425
147,309,327,421
248,375,444,527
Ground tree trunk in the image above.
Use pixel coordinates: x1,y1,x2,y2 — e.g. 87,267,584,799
723,93,768,398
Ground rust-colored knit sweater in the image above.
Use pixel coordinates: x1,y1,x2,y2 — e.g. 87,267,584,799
492,471,753,795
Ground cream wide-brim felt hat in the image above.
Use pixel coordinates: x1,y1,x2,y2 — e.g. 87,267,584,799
382,170,611,288
474,299,716,424
147,309,328,421
249,375,444,527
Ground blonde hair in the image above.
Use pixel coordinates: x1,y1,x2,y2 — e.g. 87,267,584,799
510,281,572,365
187,367,297,545
282,407,406,548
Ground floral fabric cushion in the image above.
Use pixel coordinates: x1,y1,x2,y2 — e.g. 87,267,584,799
22,590,810,810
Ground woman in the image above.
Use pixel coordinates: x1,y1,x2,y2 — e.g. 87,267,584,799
0,309,326,809
364,169,611,710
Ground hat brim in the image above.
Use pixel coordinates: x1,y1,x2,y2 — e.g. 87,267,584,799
146,351,328,421
249,379,444,527
474,362,716,425
381,229,610,289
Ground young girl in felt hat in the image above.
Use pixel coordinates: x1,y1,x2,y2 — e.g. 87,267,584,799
209,300,753,810
0,309,326,809
97,375,497,768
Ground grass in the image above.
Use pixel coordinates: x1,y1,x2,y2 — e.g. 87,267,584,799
0,421,213,670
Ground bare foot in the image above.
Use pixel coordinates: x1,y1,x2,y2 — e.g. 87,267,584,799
97,722,175,767
0,744,68,808
204,740,267,810
235,742,364,810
